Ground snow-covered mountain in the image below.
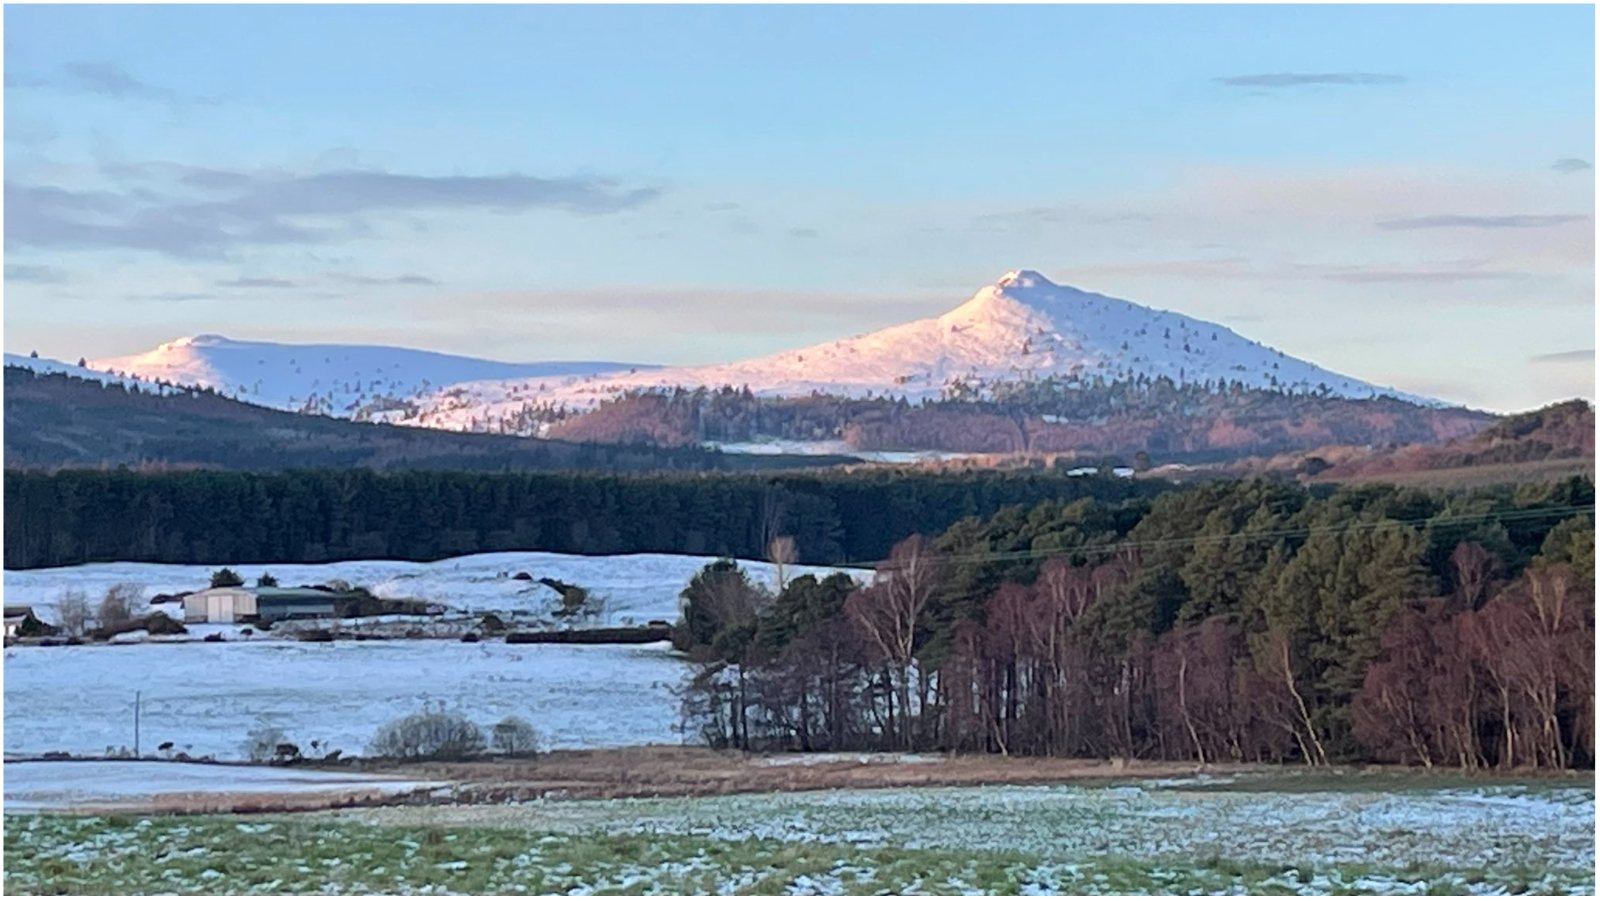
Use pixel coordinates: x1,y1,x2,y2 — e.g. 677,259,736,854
3,352,178,393
87,335,652,419
386,270,1436,432
40,271,1436,436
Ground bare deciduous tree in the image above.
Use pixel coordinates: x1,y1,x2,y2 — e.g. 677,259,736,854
768,535,798,591
491,716,542,757
55,590,91,637
846,535,939,749
97,583,146,629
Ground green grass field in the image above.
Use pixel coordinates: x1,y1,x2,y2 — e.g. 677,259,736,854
5,775,1594,895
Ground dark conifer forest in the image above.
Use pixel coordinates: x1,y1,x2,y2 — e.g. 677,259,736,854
1,468,1166,569
674,476,1594,769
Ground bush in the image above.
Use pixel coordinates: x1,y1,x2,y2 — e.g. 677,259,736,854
479,613,507,635
368,709,487,760
92,610,186,641
16,611,54,637
97,583,145,629
490,716,541,757
143,611,187,636
210,568,245,589
242,724,287,762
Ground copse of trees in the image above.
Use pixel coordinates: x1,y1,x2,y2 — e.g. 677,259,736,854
676,476,1595,769
2,468,1166,570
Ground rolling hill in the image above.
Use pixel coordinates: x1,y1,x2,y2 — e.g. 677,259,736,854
87,336,651,418
1,366,856,473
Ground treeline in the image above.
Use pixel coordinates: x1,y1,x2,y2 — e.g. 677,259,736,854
540,380,1491,460
677,476,1595,769
1,468,1166,570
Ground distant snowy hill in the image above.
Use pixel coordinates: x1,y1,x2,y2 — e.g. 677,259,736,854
57,271,1438,437
87,335,652,419
388,270,1437,432
4,352,171,392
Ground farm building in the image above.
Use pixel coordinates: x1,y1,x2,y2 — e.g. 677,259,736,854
183,587,258,624
182,587,343,624
4,606,39,638
254,587,339,621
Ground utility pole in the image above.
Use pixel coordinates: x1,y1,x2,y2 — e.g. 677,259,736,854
134,691,141,758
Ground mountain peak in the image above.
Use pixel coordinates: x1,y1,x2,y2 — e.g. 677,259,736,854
996,269,1053,290
171,334,231,349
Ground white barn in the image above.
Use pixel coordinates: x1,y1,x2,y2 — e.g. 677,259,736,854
183,587,258,624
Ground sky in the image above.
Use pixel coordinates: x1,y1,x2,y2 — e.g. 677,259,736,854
4,4,1594,412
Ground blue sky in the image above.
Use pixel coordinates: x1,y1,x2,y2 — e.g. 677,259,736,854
5,3,1594,411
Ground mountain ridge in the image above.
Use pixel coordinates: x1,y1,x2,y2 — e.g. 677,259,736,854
383,270,1443,432
87,336,653,419
23,270,1451,441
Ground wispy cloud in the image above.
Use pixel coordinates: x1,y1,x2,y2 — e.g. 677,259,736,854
5,117,59,147
216,277,297,289
1318,267,1531,284
972,206,1152,233
1530,349,1595,364
4,264,70,284
1076,257,1537,286
1376,214,1588,230
1073,258,1257,280
788,227,821,240
1552,158,1593,173
5,62,207,105
63,62,175,100
1215,73,1406,88
6,164,662,258
128,292,218,302
329,272,438,287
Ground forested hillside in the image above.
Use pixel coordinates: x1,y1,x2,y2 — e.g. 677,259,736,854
677,476,1595,769
1314,399,1595,482
547,379,1492,460
2,367,854,473
2,468,1167,570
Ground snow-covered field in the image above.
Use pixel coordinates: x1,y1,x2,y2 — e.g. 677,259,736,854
3,760,441,812
346,780,1596,894
367,781,1594,875
2,640,689,760
705,439,979,463
4,550,868,628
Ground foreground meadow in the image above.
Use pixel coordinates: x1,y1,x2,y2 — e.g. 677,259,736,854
6,774,1592,895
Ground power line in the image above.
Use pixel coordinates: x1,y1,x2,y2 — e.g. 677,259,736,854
828,502,1595,572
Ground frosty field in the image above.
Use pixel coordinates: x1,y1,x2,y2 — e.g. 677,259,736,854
2,640,689,760
6,776,1592,895
4,760,441,812
3,550,866,627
